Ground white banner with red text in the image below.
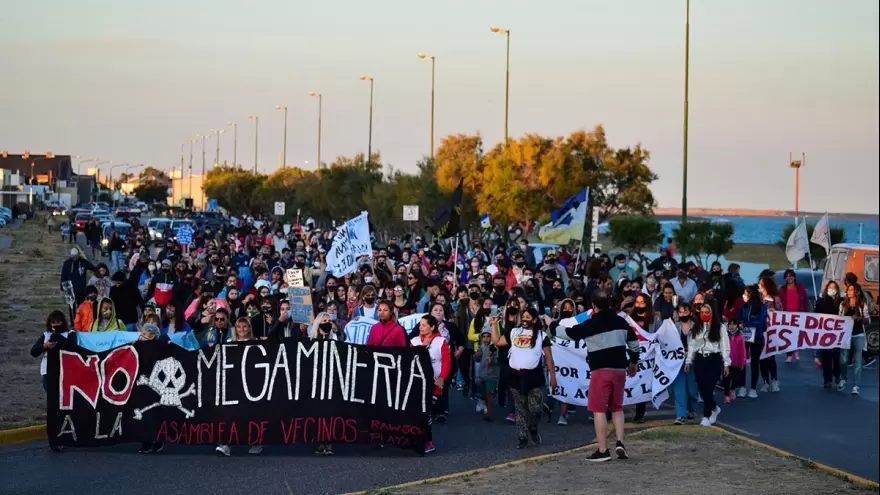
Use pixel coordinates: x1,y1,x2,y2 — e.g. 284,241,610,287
760,311,853,359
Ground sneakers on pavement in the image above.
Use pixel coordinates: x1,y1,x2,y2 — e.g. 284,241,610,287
557,415,568,426
424,441,436,454
699,417,712,426
673,417,686,425
852,386,860,396
248,446,263,455
736,387,747,398
747,388,758,399
770,380,780,393
529,429,541,445
516,437,529,449
837,379,847,392
215,444,231,457
615,441,629,460
709,406,721,425
587,449,612,462
760,382,770,393
505,413,516,424
723,395,731,404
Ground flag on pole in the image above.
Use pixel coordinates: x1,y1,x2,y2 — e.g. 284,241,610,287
430,178,463,239
810,213,831,254
785,219,810,264
538,188,589,244
479,213,491,229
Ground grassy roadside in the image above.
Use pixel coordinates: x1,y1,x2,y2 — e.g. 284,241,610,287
0,216,71,429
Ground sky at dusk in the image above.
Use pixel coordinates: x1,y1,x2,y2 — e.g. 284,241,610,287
2,0,878,214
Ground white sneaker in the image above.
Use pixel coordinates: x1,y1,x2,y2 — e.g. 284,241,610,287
770,380,780,393
557,415,568,426
699,417,712,426
476,400,486,413
747,389,758,399
760,382,770,393
709,406,721,425
736,387,747,398
851,386,860,396
215,444,231,457
248,445,263,455
837,379,847,392
697,395,704,403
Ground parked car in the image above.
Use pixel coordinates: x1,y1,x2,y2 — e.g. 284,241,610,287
147,218,173,244
74,213,93,231
821,243,880,354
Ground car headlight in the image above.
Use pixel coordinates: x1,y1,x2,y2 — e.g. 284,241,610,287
101,239,108,246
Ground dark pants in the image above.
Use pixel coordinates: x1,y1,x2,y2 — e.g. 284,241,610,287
750,336,777,389
821,348,841,383
694,353,723,418
497,358,510,408
723,366,745,394
437,378,451,414
458,349,474,393
634,402,646,420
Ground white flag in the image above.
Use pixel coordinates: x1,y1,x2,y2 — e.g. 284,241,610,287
810,213,831,254
785,219,810,264
326,211,372,277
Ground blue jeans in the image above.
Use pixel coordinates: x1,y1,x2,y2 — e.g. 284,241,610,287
673,363,699,418
111,251,124,273
840,334,866,386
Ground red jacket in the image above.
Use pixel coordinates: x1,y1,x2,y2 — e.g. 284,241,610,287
366,319,408,347
780,283,809,312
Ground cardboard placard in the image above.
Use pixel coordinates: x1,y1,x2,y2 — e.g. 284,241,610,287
288,286,314,324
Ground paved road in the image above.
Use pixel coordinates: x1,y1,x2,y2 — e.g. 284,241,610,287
713,355,879,481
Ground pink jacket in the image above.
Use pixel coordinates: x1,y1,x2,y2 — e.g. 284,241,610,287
728,332,747,368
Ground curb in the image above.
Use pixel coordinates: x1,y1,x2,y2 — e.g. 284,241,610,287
0,425,46,446
340,422,665,495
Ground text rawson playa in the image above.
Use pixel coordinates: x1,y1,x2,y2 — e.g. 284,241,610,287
46,340,434,452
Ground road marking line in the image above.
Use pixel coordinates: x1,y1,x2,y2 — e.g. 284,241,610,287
715,421,760,437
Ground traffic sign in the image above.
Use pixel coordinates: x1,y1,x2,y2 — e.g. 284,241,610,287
274,201,286,216
402,205,419,222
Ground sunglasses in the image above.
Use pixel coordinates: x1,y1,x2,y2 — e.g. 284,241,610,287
215,317,227,322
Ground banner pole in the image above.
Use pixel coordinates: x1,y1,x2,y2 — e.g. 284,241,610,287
803,215,819,302
452,233,459,285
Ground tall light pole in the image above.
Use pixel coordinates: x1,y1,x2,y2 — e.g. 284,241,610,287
359,75,374,166
248,115,259,173
417,52,436,160
211,129,223,166
276,105,288,168
790,153,804,218
188,139,194,199
199,134,207,179
489,25,511,147
308,92,323,169
228,121,238,168
179,142,185,182
681,0,691,263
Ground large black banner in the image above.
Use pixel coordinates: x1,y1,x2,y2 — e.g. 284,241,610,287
47,340,433,451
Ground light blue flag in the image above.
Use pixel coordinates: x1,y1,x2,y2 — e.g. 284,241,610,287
168,331,201,351
344,318,377,345
480,213,491,229
76,331,140,352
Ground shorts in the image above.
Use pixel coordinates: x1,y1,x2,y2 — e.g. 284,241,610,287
587,369,626,413
480,379,498,395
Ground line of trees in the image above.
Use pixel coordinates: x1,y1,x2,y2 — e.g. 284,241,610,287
203,125,658,234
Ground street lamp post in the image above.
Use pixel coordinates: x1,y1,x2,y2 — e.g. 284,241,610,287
179,142,185,182
211,129,223,166
308,92,323,169
228,122,238,168
276,105,288,168
199,134,207,179
790,153,805,218
680,0,691,263
359,76,374,166
417,52,436,160
248,115,259,173
188,140,194,199
489,25,511,147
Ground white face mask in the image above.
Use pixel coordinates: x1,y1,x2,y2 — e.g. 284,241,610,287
148,264,156,272
364,276,373,284
742,295,749,303
827,288,838,297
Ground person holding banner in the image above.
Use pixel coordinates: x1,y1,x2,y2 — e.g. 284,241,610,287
311,312,346,455
815,281,844,388
838,283,871,396
429,303,464,422
629,294,662,424
758,277,784,393
672,303,699,425
366,300,408,347
411,315,451,454
684,304,730,426
490,307,557,450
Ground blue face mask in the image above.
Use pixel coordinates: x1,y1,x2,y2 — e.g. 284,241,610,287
617,263,626,270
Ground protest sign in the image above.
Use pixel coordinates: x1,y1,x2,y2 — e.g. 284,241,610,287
284,268,304,288
398,313,425,336
344,318,377,345
326,212,372,277
46,340,433,451
77,331,140,353
550,316,683,408
761,311,853,359
288,287,314,324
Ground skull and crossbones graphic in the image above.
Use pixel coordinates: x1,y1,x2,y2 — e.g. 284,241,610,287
133,357,196,420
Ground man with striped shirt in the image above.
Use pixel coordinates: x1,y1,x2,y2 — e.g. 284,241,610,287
566,289,640,462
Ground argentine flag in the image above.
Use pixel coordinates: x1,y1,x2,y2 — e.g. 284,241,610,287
538,188,589,244
480,213,491,229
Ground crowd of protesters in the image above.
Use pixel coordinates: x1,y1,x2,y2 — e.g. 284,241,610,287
39,212,874,458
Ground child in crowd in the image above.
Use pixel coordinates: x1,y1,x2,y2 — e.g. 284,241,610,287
74,285,98,331
475,330,499,421
60,222,70,242
723,323,748,402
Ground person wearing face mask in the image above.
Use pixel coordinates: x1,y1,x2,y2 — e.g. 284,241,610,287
815,282,843,388
684,304,730,426
490,274,510,307
147,259,178,308
74,285,99,331
109,269,145,331
540,299,577,425
410,314,451,454
352,286,379,320
32,310,77,452
609,254,635,283
629,294,662,423
671,303,700,424
671,270,698,304
455,285,484,397
89,297,126,331
540,250,570,292
307,312,345,454
61,247,97,308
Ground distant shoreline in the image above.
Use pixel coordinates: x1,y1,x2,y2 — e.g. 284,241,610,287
653,207,879,220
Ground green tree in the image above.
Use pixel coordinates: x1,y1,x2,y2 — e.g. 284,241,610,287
672,221,736,267
776,223,846,265
133,183,169,204
203,166,266,215
607,215,663,271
